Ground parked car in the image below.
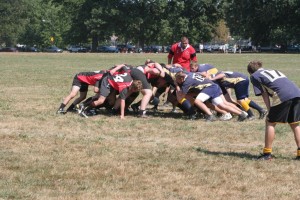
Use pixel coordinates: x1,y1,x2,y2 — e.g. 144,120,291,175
19,46,39,52
97,46,119,53
117,44,136,53
68,45,87,53
287,44,300,53
143,45,163,53
0,47,18,52
43,46,63,53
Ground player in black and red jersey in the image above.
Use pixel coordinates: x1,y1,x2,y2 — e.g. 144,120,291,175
57,70,108,114
78,69,142,119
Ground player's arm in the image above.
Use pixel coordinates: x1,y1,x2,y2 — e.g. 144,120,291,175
109,64,126,75
153,62,165,77
261,92,271,111
167,49,174,64
210,72,225,80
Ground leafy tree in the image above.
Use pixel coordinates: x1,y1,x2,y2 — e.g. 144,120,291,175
225,0,300,46
0,0,28,46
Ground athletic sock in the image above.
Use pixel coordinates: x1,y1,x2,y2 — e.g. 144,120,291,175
180,98,195,115
249,100,264,112
247,109,255,117
59,103,66,110
239,99,250,111
263,147,272,155
66,104,75,111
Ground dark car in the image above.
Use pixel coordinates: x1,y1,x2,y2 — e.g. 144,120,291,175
287,44,300,53
24,46,39,52
0,47,18,52
143,45,163,53
43,46,63,53
97,46,119,53
117,44,136,53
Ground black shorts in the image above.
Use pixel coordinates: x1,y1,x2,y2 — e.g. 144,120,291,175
72,75,88,92
130,68,151,89
268,97,300,124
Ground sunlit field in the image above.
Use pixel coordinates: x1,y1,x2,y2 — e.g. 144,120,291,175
1,52,300,200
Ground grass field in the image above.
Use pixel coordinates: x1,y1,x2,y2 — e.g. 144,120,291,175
1,52,300,200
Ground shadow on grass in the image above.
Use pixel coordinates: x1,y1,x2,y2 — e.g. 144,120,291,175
195,147,258,160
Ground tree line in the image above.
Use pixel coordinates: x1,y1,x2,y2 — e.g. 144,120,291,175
0,0,299,51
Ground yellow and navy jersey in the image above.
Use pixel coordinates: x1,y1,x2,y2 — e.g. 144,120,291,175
180,73,214,94
197,64,218,76
251,68,300,106
217,71,248,88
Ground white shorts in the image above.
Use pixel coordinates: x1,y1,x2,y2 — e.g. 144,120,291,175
196,93,223,105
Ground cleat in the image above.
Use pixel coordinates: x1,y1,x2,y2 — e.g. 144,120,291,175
130,103,139,113
205,114,217,122
150,106,158,112
237,111,248,121
255,153,273,160
79,111,89,118
170,108,178,113
57,108,66,114
139,114,149,118
247,116,256,121
188,113,198,120
78,103,85,114
219,113,232,121
259,110,268,119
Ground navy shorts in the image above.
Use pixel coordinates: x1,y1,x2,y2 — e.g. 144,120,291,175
268,97,300,124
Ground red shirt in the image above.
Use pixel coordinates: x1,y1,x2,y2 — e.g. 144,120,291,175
167,42,197,71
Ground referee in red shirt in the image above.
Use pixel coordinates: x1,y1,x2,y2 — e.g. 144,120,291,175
167,36,197,72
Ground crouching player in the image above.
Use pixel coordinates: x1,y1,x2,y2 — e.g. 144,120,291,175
57,70,107,114
247,60,300,160
78,71,142,119
175,71,248,122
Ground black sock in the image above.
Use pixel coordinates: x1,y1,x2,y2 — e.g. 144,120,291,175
249,100,264,112
59,103,66,110
247,109,254,117
66,104,75,111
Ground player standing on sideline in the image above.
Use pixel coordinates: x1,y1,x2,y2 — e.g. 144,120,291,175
168,36,197,72
56,70,107,114
247,60,300,160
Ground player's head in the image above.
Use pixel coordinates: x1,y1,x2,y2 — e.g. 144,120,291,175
247,60,263,74
175,71,186,84
190,61,198,72
181,36,189,49
130,80,143,92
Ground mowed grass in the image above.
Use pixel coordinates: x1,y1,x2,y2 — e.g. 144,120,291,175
1,52,300,200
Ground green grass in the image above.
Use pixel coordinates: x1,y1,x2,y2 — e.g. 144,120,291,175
1,52,300,200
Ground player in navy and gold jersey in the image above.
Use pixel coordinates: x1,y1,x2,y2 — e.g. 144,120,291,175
190,62,219,77
210,70,267,120
57,70,107,114
247,60,300,160
175,71,248,121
